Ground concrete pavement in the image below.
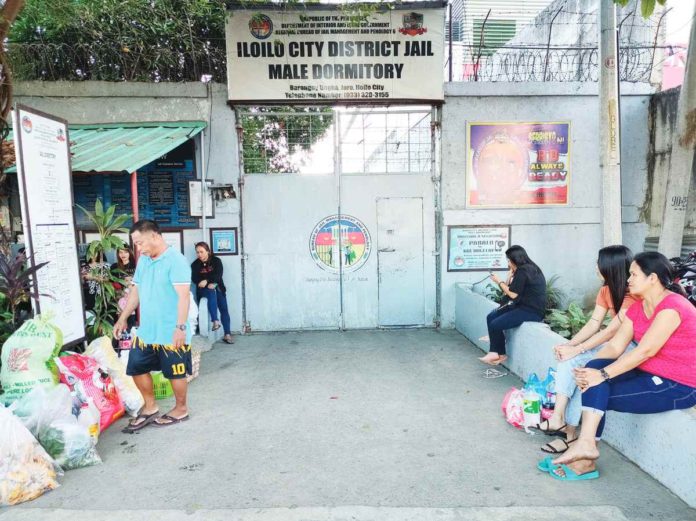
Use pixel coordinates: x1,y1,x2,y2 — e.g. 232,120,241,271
1,330,695,521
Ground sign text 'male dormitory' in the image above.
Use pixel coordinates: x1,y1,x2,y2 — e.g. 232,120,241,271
236,40,435,80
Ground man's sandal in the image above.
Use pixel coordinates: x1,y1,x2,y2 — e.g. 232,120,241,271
541,437,577,454
122,410,159,433
152,414,190,427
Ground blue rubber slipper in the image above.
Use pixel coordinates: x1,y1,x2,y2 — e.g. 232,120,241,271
549,463,599,481
537,456,554,472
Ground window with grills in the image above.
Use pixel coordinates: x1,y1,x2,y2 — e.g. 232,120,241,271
339,109,432,175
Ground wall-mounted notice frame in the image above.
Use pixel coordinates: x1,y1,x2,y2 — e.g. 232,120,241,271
188,180,214,218
13,104,86,346
210,227,238,256
161,230,184,254
447,225,511,272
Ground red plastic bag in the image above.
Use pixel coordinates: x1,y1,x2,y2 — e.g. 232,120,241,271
55,353,124,432
501,387,525,429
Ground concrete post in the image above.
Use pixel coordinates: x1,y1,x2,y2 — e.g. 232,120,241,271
599,2,623,246
658,9,696,259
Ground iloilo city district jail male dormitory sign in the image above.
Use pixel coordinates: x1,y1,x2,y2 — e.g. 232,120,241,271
225,3,445,103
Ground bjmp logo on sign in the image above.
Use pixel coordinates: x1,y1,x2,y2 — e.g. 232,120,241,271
249,15,273,39
21,115,33,133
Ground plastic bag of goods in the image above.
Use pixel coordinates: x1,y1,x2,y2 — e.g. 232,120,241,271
55,353,125,432
0,403,61,506
85,337,143,417
12,385,101,470
0,315,63,405
501,387,525,429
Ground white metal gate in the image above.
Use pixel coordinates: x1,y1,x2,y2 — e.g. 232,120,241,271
376,198,425,326
239,107,437,331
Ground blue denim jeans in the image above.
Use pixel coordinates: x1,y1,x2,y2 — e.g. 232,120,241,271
196,287,231,335
486,305,543,356
581,358,696,438
556,341,638,427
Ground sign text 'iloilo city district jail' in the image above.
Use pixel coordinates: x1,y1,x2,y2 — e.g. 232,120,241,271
226,4,445,103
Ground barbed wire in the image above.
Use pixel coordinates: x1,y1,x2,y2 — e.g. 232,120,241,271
7,42,228,82
462,45,667,83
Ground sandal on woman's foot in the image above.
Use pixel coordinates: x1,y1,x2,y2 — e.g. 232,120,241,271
541,437,577,454
212,321,221,331
537,456,554,472
534,419,568,438
549,464,599,481
223,334,235,344
122,410,159,433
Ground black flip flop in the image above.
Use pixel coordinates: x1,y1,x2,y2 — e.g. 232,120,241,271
541,437,577,454
152,413,190,427
122,410,159,433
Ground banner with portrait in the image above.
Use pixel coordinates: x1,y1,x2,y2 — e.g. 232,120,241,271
467,122,570,207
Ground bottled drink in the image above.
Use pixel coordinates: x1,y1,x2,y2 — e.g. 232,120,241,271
523,389,541,427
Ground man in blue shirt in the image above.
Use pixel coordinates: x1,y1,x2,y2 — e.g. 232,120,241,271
114,220,192,432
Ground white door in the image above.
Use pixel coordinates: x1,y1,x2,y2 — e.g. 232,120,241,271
377,198,425,326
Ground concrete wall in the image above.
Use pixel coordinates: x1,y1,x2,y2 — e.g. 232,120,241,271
13,80,657,333
13,81,245,333
439,82,653,328
644,86,696,241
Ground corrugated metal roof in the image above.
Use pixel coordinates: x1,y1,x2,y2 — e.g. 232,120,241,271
7,122,205,174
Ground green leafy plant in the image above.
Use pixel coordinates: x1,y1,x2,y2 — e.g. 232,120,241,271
545,275,567,312
485,273,566,312
77,199,130,340
0,225,49,354
485,283,506,304
545,302,591,339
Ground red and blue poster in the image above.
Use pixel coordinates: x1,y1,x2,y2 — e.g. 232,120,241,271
467,122,570,207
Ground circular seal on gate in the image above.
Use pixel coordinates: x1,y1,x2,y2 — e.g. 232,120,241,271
249,15,273,40
309,215,371,273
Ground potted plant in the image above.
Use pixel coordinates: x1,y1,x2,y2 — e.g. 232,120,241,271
77,199,131,340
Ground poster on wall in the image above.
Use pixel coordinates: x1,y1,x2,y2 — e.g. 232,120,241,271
467,122,570,207
447,225,511,272
226,5,445,103
210,228,238,256
13,104,86,346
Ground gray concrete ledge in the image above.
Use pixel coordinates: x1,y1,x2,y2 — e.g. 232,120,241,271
454,283,696,508
0,506,630,521
15,81,220,98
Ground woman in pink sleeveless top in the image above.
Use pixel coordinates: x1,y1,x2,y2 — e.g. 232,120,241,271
542,252,696,481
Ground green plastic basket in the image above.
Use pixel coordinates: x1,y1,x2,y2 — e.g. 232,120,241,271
152,371,173,399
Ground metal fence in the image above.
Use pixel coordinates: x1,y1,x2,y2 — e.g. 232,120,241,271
5,5,677,84
453,44,675,83
8,42,227,82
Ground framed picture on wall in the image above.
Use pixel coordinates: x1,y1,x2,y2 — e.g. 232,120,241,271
161,230,184,254
210,227,238,256
447,225,511,272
